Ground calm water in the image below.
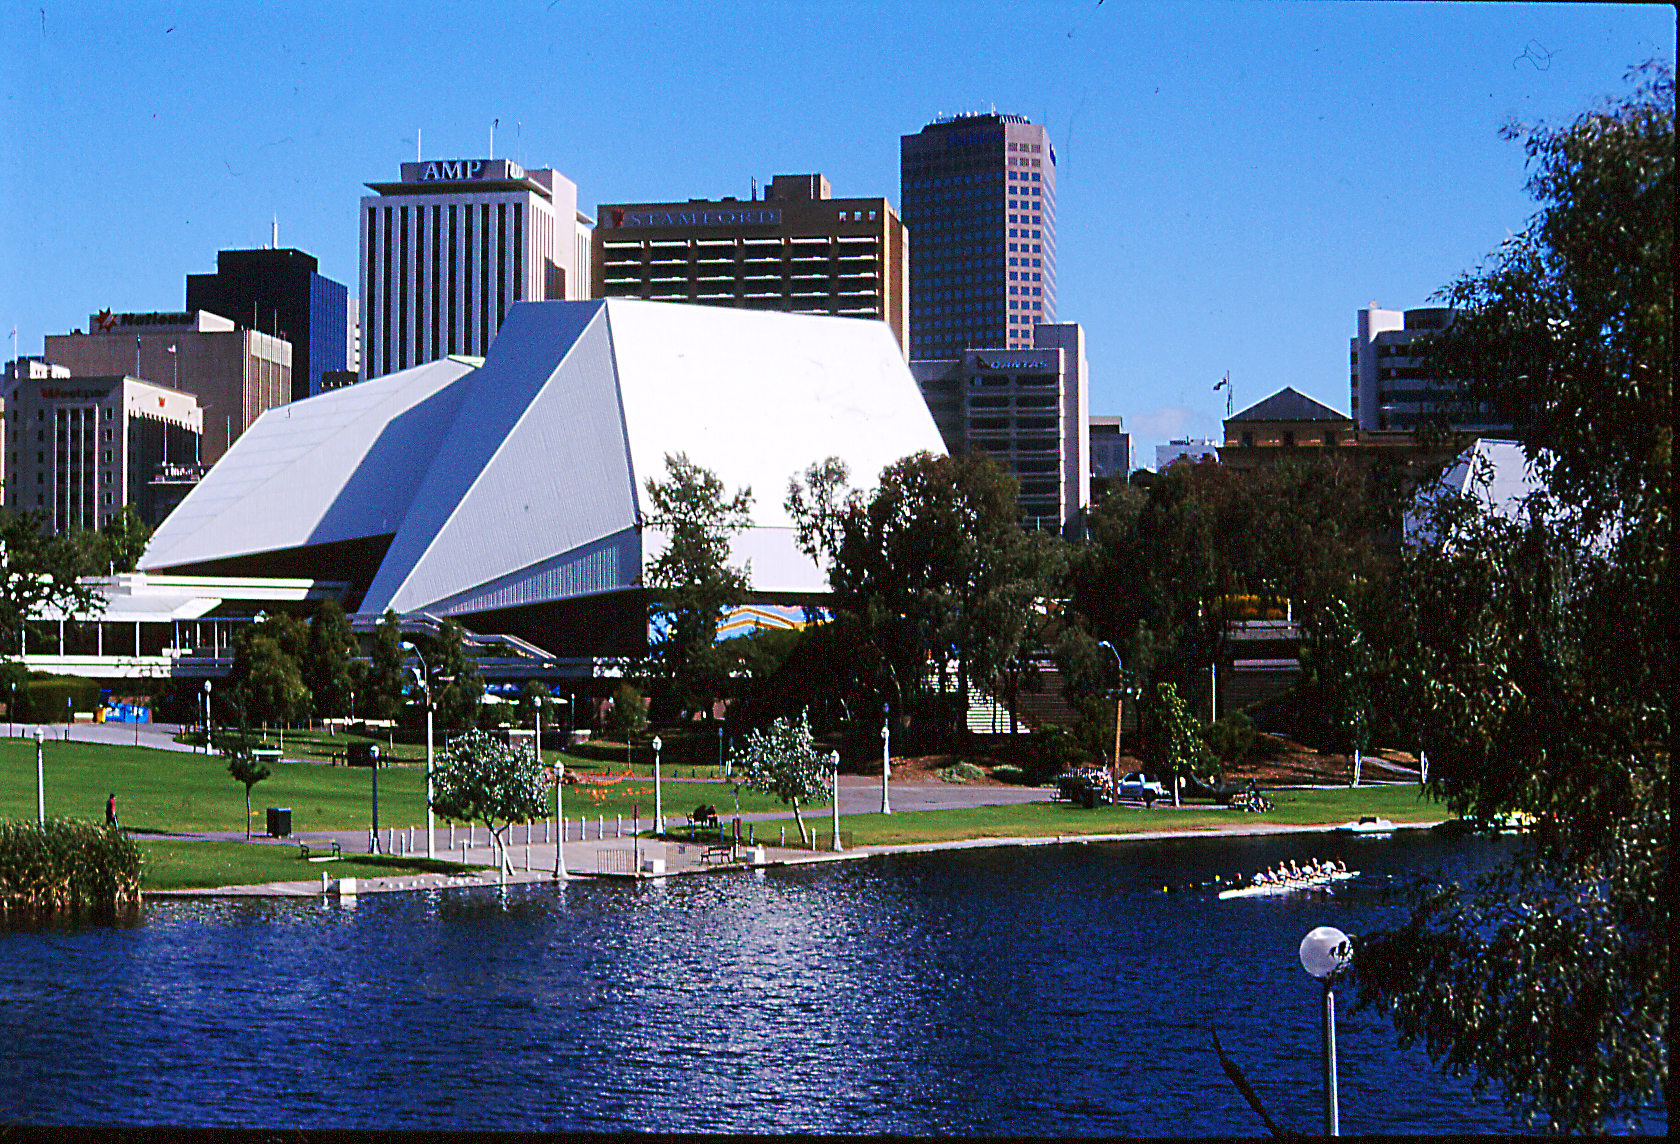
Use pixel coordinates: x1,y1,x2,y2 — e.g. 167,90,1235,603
0,830,1656,1135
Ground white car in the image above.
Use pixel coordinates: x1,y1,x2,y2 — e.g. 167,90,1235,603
1117,772,1167,803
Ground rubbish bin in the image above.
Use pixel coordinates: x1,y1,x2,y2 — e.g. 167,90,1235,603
1079,787,1096,810
267,807,292,837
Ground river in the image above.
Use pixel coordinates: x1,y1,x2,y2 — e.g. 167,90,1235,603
0,829,1659,1135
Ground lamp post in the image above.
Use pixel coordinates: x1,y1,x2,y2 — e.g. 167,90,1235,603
1097,640,1125,789
652,735,664,835
717,725,725,777
202,680,212,754
1300,925,1352,1136
401,642,436,859
552,760,567,878
33,726,45,824
880,703,892,815
830,750,843,851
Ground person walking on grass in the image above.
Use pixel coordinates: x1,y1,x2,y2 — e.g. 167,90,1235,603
106,793,119,830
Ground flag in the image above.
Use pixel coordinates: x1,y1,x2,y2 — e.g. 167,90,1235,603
167,344,176,354
1213,374,1229,391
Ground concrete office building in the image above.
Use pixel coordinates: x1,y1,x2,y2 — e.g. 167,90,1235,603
5,366,201,531
911,322,1088,533
901,113,1056,357
360,158,593,379
43,310,289,464
594,174,909,352
1351,306,1511,433
1155,438,1222,471
1089,415,1131,481
186,247,350,400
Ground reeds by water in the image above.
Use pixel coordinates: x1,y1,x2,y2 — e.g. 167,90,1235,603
0,819,142,908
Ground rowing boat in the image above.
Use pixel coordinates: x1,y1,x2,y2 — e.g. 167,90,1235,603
1217,870,1358,900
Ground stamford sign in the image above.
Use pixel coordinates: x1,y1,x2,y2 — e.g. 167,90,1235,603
609,207,781,228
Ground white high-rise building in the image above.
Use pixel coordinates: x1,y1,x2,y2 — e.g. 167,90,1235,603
359,158,593,379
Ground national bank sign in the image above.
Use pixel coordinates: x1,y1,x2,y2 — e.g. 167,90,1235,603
609,207,782,228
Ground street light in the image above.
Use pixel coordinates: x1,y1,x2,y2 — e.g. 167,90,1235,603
202,679,212,754
552,759,567,878
33,726,45,825
830,749,843,851
880,702,892,815
652,735,664,834
1300,925,1352,1136
401,641,436,859
1097,640,1126,787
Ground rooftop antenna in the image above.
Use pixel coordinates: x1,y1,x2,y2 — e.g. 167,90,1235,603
271,213,278,250
516,121,522,167
417,128,422,162
751,176,758,201
490,118,497,160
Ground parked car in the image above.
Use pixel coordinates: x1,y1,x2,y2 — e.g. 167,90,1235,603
1116,772,1167,804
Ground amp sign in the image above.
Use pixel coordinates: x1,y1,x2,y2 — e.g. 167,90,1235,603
403,159,526,183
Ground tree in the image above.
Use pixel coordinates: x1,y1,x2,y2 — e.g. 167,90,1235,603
358,609,409,721
223,692,271,839
1304,594,1375,785
728,710,831,845
1142,682,1200,808
302,599,357,719
225,615,310,726
0,509,104,657
785,455,852,564
826,451,1054,749
427,618,484,731
643,452,753,719
430,728,551,875
1351,64,1671,1134
603,680,649,739
81,505,153,574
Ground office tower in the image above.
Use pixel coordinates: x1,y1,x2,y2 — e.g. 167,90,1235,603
359,158,592,379
1088,415,1131,481
186,247,349,400
594,174,909,351
5,364,201,531
43,310,289,464
901,113,1056,357
911,322,1088,533
1351,306,1512,433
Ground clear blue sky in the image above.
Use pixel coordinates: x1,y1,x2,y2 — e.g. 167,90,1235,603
2,1,1671,463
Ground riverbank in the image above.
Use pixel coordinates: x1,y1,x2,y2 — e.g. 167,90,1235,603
144,813,1443,897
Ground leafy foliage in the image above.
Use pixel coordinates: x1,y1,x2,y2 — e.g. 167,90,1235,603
1142,682,1201,807
603,681,648,738
0,819,141,908
1351,64,1671,1134
430,728,551,874
0,509,105,654
302,599,357,719
643,452,753,718
359,609,408,721
225,615,310,726
223,699,272,840
728,710,831,844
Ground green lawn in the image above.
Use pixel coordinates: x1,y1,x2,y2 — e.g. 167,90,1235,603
0,737,796,835
138,839,490,890
776,783,1448,848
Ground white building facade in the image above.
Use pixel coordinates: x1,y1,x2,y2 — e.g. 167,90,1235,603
359,158,593,379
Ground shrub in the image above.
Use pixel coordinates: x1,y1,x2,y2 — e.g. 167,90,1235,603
936,762,986,784
990,764,1027,784
0,819,142,908
603,682,649,738
1202,711,1257,773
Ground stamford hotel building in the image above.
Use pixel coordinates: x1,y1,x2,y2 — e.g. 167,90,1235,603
901,113,1056,356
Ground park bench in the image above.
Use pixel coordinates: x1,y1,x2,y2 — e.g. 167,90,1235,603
688,804,719,828
298,840,342,862
701,841,735,865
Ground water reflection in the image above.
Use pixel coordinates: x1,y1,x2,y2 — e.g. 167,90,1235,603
0,830,1655,1134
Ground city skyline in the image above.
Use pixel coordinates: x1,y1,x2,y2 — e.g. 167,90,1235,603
2,1,1670,464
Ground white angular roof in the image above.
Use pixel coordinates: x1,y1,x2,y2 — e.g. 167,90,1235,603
143,300,945,624
140,355,480,572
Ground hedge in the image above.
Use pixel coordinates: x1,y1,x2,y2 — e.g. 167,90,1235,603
0,819,142,908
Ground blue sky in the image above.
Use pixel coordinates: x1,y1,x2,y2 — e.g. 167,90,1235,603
2,1,1671,464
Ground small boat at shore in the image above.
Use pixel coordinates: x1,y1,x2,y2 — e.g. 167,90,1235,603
1218,869,1358,900
1335,815,1396,835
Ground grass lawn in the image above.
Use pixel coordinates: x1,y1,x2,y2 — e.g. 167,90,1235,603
138,839,490,891
0,737,795,835
814,783,1449,847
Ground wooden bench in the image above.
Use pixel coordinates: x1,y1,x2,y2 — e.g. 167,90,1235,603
688,804,719,828
298,840,342,862
701,842,735,865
